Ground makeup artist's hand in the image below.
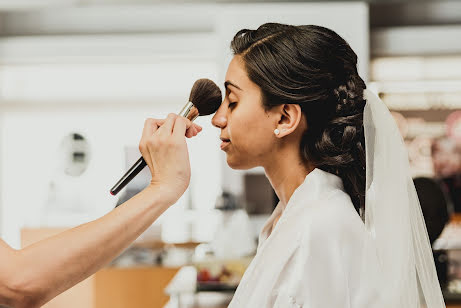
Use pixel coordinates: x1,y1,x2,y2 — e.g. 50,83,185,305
139,113,202,205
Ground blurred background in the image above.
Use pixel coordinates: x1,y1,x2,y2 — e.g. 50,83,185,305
0,1,460,307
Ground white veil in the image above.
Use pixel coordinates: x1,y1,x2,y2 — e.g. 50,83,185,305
362,89,445,308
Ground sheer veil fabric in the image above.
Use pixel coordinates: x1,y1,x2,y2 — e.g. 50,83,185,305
362,89,445,307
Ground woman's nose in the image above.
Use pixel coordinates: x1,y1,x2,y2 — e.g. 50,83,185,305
212,103,227,128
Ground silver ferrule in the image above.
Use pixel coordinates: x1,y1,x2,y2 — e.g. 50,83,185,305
178,101,199,122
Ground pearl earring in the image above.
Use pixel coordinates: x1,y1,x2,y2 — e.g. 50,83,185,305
274,128,280,135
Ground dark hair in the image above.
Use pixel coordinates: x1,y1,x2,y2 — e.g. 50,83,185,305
231,23,366,216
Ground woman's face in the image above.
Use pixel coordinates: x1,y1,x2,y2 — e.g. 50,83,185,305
212,55,280,170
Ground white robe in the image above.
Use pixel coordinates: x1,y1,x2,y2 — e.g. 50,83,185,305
228,168,382,308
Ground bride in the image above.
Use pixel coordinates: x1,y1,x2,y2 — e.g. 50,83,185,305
211,23,445,307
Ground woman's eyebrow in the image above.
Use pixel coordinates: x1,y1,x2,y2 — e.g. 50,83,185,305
224,81,242,91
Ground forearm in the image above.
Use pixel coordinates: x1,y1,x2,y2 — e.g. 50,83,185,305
10,185,170,307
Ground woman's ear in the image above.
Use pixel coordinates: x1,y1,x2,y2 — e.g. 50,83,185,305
274,104,303,138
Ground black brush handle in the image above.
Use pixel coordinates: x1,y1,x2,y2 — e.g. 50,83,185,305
110,157,147,196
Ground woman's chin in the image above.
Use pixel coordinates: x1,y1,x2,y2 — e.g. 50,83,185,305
226,156,255,170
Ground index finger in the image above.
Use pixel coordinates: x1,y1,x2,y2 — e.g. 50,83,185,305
172,116,188,139
157,113,177,136
142,118,162,141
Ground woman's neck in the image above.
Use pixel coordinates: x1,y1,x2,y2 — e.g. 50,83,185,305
263,148,315,210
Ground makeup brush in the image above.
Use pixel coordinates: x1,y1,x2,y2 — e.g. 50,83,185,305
110,78,222,196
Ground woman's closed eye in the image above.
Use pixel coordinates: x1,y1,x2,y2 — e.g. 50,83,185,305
228,102,237,109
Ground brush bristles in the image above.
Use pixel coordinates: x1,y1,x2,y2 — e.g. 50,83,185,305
189,79,222,116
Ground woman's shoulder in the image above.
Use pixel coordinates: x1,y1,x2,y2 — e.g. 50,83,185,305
297,189,367,246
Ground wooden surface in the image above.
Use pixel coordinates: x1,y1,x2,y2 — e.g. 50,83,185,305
94,267,179,308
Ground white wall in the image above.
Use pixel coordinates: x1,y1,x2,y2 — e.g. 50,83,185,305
0,33,221,248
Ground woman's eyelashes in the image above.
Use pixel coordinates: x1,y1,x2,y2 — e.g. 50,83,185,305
226,90,237,109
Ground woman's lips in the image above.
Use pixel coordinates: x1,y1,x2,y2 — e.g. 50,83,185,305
220,140,231,150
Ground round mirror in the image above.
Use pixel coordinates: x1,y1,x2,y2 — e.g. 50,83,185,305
58,132,91,177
